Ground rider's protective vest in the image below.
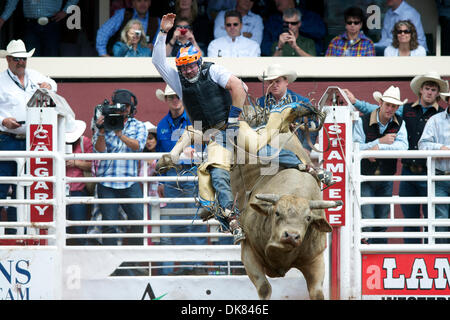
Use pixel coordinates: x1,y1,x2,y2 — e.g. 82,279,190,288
180,62,232,131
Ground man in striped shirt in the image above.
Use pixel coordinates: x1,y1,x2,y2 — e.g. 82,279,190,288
325,6,375,57
93,89,148,246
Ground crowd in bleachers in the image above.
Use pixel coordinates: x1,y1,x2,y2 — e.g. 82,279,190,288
0,0,449,57
0,0,449,261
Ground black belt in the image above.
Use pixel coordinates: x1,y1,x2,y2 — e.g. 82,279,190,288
0,131,26,140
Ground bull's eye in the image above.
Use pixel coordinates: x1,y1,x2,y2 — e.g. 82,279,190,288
306,215,311,222
275,211,280,217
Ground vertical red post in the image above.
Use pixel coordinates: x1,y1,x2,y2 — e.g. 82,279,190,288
330,227,340,300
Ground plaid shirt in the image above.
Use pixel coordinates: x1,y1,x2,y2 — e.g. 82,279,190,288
93,117,148,189
1,0,79,20
325,32,375,57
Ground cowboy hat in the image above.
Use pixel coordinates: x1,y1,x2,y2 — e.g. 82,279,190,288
65,115,86,144
410,71,449,97
155,84,177,102
0,39,35,58
373,85,408,106
440,91,450,102
258,64,297,83
144,121,157,133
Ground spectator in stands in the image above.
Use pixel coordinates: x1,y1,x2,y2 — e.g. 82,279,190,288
0,39,57,235
207,0,236,20
154,84,207,275
65,117,92,245
344,71,449,243
261,0,326,56
375,0,427,55
207,10,260,57
96,0,159,57
256,63,318,153
418,91,450,244
325,6,375,57
93,89,147,245
272,8,316,57
436,0,450,56
175,0,213,56
384,20,426,56
112,19,152,57
213,0,264,45
166,16,202,56
353,86,408,244
0,0,79,56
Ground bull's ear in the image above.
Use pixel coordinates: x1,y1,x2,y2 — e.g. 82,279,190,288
311,212,333,233
250,202,272,216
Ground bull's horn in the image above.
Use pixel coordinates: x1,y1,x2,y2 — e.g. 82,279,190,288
255,194,281,204
309,200,343,209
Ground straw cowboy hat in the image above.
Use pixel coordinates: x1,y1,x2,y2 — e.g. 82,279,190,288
0,39,35,58
258,64,297,83
65,115,86,144
155,84,177,102
410,71,449,97
373,85,408,106
144,121,157,133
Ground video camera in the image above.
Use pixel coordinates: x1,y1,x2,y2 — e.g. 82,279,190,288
94,99,127,131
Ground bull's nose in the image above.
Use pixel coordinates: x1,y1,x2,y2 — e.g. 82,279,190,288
281,231,301,247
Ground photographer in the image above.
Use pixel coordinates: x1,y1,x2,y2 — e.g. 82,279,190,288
272,8,316,57
93,89,148,246
112,19,151,57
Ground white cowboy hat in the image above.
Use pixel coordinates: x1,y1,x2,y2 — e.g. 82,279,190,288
155,84,177,102
410,71,449,97
440,91,450,101
144,121,157,133
258,64,297,83
0,39,35,58
373,85,408,106
65,115,86,143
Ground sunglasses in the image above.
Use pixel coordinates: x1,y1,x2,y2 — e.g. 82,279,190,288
283,21,300,26
226,22,240,27
397,29,411,34
346,20,361,25
176,25,191,29
12,57,27,62
166,95,180,101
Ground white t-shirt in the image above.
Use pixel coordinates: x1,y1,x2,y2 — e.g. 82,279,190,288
384,45,427,56
207,35,261,57
152,31,232,100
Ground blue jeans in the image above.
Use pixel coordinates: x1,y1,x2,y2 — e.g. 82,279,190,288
67,188,89,245
361,181,393,244
159,167,207,275
435,179,450,244
399,166,428,244
0,135,26,234
24,20,61,56
97,182,143,246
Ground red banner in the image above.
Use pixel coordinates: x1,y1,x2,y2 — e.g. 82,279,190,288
29,125,53,222
322,123,346,226
362,254,450,297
